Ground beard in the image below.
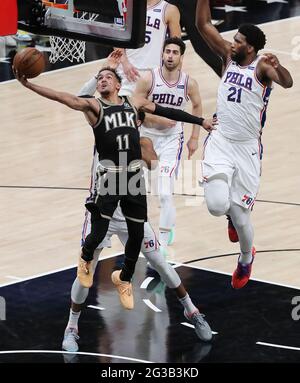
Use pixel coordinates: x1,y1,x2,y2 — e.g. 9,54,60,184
231,50,247,64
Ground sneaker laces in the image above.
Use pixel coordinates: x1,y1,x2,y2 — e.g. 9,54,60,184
66,328,79,341
185,310,206,325
236,262,251,278
192,311,207,326
79,259,90,274
118,282,132,296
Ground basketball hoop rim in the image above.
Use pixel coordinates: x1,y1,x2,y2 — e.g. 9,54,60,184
42,1,69,10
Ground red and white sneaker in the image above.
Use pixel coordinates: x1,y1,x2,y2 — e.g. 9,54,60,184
231,247,256,289
227,215,239,243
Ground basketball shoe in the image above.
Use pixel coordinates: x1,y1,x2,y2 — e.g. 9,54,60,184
184,310,213,342
226,215,239,242
231,247,256,289
62,327,79,352
77,253,94,288
111,270,134,310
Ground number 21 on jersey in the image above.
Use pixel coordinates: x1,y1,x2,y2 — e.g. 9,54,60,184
227,86,242,103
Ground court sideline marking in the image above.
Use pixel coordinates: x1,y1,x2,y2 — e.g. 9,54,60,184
0,349,153,363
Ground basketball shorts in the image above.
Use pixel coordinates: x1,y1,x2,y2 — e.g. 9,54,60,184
85,170,147,223
81,206,158,252
140,130,184,180
202,130,261,209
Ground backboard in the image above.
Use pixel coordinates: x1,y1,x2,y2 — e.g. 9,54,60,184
17,0,147,48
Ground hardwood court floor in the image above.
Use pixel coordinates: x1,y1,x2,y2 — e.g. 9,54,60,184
0,17,299,288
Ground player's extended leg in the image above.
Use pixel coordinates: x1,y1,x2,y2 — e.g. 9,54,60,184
228,203,256,289
79,213,110,288
159,175,176,248
62,248,103,352
157,133,183,249
141,222,212,342
111,218,144,310
121,218,144,281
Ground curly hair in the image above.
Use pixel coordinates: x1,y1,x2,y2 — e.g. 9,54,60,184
238,24,267,53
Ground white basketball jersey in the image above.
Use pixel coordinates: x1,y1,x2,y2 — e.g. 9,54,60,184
120,0,168,72
142,67,190,136
217,56,272,141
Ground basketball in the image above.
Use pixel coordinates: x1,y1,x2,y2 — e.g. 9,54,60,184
13,47,45,79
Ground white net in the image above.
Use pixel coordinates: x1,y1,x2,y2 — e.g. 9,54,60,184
46,0,128,63
48,10,98,63
49,35,86,63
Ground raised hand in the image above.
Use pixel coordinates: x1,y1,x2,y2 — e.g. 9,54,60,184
105,49,123,69
261,53,280,69
123,60,140,82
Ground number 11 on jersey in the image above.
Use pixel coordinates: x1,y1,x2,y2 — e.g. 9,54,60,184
116,134,130,150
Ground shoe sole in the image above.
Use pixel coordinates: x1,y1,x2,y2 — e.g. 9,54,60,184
62,344,79,353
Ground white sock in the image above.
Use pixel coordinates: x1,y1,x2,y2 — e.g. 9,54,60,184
66,309,81,330
229,203,254,265
178,293,198,316
159,231,170,247
239,251,253,265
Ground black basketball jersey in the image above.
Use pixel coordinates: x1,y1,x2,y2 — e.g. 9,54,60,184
92,96,141,171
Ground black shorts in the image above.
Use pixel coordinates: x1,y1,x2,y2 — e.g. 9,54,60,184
85,170,147,223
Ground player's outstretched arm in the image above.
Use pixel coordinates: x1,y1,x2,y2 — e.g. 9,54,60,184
14,69,100,126
14,69,93,111
134,71,176,130
131,95,217,132
143,113,176,130
196,0,231,63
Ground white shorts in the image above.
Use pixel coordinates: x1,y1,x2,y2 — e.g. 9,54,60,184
202,130,261,209
140,130,184,179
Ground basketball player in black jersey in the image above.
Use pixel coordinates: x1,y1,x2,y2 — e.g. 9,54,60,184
14,56,216,309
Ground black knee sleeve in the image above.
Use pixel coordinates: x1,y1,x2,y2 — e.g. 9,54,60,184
120,220,144,281
125,220,144,258
81,215,109,262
